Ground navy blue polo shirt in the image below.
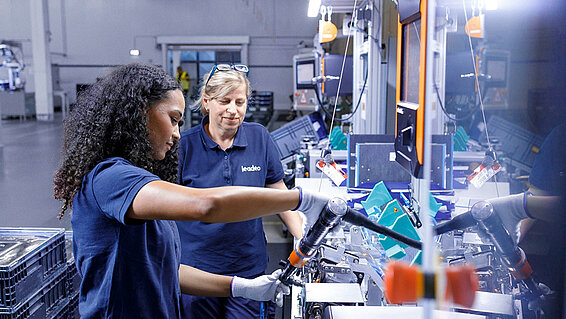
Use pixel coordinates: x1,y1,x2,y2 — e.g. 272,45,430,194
177,116,284,277
72,157,182,318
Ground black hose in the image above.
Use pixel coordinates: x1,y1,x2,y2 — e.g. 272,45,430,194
434,211,476,235
343,208,423,249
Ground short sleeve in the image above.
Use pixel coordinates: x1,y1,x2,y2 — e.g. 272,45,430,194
91,160,159,224
265,131,285,185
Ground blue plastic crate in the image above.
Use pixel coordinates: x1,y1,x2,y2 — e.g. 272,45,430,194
47,296,68,319
0,266,67,319
63,232,79,296
479,115,544,172
67,292,78,319
271,113,327,160
0,228,66,308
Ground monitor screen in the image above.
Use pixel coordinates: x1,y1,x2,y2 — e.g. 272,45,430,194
487,59,507,83
296,60,315,89
323,54,353,97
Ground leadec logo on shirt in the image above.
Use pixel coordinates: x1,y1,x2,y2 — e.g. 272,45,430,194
241,165,261,172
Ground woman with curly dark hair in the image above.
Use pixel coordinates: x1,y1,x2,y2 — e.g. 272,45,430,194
53,62,328,318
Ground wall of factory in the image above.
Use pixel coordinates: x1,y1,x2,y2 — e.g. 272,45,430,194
0,0,318,111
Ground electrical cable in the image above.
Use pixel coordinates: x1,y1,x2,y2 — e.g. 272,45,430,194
337,69,369,121
349,26,380,45
326,0,359,136
315,69,368,122
434,84,480,122
349,2,381,46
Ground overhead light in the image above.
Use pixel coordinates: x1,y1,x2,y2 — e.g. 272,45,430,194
129,49,140,56
485,0,498,10
308,0,322,17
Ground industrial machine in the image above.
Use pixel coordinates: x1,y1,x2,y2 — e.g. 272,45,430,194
293,51,322,112
1,42,27,119
0,43,25,92
281,0,556,317
277,194,549,318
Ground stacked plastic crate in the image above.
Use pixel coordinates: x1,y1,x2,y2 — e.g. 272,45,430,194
0,228,68,319
245,91,273,126
64,232,79,319
188,107,203,128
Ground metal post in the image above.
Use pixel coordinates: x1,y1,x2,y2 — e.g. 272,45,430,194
30,0,54,121
352,9,364,134
420,0,437,318
161,44,168,73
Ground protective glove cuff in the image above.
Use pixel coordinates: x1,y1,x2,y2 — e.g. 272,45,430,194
292,186,303,211
523,191,534,219
487,192,530,244
488,193,528,219
231,276,245,298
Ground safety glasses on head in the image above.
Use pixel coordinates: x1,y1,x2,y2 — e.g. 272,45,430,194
204,64,249,88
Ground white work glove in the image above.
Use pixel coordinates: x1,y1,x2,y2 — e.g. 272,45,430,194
231,269,290,307
487,192,531,244
293,187,331,235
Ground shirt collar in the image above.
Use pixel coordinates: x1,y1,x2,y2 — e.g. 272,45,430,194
199,115,248,149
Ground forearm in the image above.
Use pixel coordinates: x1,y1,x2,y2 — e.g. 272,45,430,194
278,211,304,239
178,264,232,296
199,186,300,223
129,181,300,222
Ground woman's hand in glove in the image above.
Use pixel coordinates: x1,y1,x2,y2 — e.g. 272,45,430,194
487,192,531,243
231,269,290,307
293,187,332,235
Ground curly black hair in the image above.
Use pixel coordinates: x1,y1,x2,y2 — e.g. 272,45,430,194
54,62,182,218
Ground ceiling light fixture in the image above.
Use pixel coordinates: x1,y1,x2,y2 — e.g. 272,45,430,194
307,0,322,17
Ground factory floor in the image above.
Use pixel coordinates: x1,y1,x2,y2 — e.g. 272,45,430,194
0,113,293,318
0,114,70,228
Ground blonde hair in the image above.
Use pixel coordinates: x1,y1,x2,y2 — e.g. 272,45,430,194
193,68,251,115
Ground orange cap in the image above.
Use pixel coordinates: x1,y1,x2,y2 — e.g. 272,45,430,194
445,265,479,308
384,261,423,304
